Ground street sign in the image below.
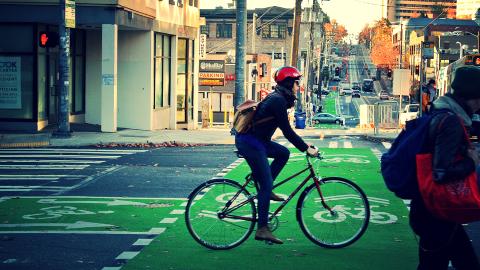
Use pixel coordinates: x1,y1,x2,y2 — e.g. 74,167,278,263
65,0,75,28
422,41,434,59
199,34,207,59
199,60,225,86
392,69,410,96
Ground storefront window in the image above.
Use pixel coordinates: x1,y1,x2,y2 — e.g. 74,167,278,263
0,25,34,120
177,38,188,123
154,34,172,108
70,30,85,114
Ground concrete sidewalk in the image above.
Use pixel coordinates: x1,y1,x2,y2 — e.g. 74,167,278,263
0,125,399,148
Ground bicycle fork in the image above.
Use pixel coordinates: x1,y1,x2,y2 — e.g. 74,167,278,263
313,176,336,216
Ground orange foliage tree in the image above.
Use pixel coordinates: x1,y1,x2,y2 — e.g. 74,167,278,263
370,18,398,68
358,24,371,47
324,20,348,43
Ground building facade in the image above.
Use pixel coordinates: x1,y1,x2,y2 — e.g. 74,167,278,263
0,0,201,132
387,0,457,23
457,0,480,19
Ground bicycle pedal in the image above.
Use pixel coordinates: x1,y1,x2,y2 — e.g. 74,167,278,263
265,240,274,245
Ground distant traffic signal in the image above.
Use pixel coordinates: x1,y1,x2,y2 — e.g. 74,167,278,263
39,31,59,48
335,67,340,76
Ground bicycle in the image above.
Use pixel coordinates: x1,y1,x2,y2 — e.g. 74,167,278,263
185,151,370,250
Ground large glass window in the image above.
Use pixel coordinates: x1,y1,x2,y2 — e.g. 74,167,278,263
154,34,172,108
262,23,286,39
177,38,187,122
71,30,85,114
0,24,34,120
216,24,232,38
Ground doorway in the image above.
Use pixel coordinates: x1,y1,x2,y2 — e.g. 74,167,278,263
48,54,58,124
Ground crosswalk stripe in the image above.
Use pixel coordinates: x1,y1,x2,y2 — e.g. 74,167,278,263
0,160,105,164
0,165,88,170
0,155,121,159
0,186,69,189
382,142,392,150
0,149,147,153
343,141,353,148
328,141,338,148
0,174,86,178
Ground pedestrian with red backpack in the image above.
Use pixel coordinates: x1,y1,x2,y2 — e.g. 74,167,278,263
410,66,480,270
234,66,319,244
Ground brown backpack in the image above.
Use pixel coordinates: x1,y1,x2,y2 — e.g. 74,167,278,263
232,100,274,134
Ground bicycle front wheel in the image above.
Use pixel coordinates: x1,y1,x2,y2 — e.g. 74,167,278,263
185,179,256,250
297,177,370,248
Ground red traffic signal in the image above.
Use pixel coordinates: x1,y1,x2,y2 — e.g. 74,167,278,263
39,31,59,48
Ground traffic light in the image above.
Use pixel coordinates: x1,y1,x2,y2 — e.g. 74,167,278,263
387,69,392,78
335,67,340,76
39,31,59,48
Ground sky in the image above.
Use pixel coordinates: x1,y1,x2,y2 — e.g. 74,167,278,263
200,0,383,37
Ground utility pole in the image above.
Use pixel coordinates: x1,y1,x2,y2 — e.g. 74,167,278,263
291,0,302,67
234,0,247,110
252,13,257,54
291,0,302,112
55,0,73,137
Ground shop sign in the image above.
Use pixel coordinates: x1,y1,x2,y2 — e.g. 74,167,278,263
0,56,21,109
65,0,76,28
422,41,434,59
200,60,225,73
199,60,225,86
199,34,207,59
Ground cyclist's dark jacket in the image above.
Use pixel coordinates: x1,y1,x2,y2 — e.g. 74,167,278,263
250,86,308,152
425,94,475,183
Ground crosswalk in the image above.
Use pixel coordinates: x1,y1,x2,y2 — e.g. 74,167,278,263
278,138,392,151
0,148,147,196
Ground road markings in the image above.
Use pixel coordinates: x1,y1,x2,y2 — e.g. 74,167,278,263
0,165,89,170
0,160,105,164
382,142,392,150
116,251,139,260
0,221,115,229
170,209,185,215
133,239,154,246
328,141,338,148
344,141,353,148
159,218,177,224
37,198,148,206
0,154,121,159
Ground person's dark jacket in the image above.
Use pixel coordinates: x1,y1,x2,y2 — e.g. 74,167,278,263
426,94,476,183
250,86,308,152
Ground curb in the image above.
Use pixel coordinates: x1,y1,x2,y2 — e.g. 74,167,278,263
361,134,396,143
0,134,51,148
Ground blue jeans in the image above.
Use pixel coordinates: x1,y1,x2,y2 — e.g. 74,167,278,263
235,135,290,228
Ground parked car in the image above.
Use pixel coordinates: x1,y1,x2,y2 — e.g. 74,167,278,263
399,104,420,125
352,90,361,98
362,79,374,92
312,113,345,125
351,82,361,90
379,90,389,100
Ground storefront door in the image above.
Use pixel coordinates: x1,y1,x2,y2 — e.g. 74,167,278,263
48,54,58,124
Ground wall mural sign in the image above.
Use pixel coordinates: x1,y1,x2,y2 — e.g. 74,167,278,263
0,56,21,109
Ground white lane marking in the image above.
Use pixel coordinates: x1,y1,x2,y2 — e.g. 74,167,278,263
0,160,105,164
0,175,86,178
343,141,353,148
159,218,177,224
382,142,392,150
148,228,166,234
0,149,147,153
0,230,161,235
1,196,188,201
0,165,88,170
0,178,60,181
133,239,154,246
102,267,122,270
116,251,139,260
0,155,121,159
170,209,185,215
0,186,68,190
180,202,188,207
328,141,338,148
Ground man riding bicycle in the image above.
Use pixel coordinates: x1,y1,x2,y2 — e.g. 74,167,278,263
235,66,319,244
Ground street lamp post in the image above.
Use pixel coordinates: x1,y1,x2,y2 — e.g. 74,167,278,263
456,41,464,59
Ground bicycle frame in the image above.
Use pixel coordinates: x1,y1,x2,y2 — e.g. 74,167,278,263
221,155,334,222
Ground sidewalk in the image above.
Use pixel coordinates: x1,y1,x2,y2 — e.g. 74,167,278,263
0,124,399,148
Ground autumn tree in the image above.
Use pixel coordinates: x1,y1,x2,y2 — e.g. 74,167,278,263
370,18,398,69
324,19,348,44
358,24,371,48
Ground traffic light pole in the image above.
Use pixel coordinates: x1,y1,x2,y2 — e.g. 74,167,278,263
54,0,71,137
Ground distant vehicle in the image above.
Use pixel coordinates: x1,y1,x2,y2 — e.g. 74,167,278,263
352,90,361,98
379,90,389,100
399,104,420,125
340,88,353,96
362,79,374,92
351,82,361,90
312,113,345,125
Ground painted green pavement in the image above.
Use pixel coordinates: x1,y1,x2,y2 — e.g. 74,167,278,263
0,197,186,233
123,148,418,270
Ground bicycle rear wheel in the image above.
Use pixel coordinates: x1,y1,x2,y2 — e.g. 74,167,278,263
185,179,256,250
297,177,370,248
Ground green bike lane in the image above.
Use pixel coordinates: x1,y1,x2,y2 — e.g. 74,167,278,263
122,147,418,270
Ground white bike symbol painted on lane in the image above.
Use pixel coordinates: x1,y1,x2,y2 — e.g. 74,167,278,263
289,153,371,164
313,196,398,224
23,206,97,220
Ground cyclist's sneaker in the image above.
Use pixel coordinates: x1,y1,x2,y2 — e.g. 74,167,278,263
270,192,285,202
255,226,283,244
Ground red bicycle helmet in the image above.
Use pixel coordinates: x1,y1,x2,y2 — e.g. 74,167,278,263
274,66,302,83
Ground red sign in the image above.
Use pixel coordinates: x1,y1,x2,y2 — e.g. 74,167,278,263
225,74,236,81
